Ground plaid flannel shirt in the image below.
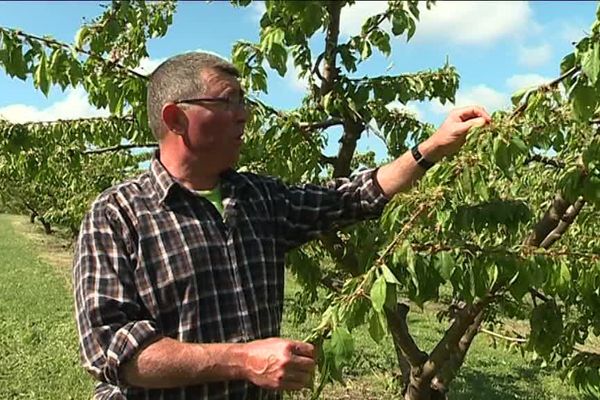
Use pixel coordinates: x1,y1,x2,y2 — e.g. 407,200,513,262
73,154,389,400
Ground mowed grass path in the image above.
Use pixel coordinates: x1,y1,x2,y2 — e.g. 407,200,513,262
0,213,587,399
0,214,93,399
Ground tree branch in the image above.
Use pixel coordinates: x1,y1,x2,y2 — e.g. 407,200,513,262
319,155,337,165
539,196,586,249
0,115,136,127
334,120,364,178
523,192,570,247
385,303,428,368
1,26,148,81
511,66,580,119
83,143,157,155
320,1,342,96
524,154,565,169
431,306,486,393
421,298,490,381
298,118,344,132
480,328,527,344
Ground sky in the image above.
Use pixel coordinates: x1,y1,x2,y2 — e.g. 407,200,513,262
0,1,598,160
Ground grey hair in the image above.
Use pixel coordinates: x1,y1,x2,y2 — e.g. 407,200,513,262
146,51,239,140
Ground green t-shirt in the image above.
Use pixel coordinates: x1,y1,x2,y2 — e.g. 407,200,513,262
196,184,224,217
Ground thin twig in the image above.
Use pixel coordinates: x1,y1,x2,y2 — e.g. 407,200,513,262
83,143,157,155
480,328,527,344
298,118,344,131
511,66,579,119
1,26,147,80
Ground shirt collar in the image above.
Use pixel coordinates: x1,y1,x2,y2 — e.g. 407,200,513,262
149,151,178,205
149,150,248,206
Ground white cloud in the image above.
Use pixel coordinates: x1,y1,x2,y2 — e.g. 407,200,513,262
339,1,536,45
506,73,551,92
0,87,108,123
518,43,552,68
430,84,509,115
339,1,388,37
386,101,423,120
416,1,536,45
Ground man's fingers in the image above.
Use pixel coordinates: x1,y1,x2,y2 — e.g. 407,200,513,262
290,354,316,373
290,341,315,358
455,105,491,123
458,116,488,132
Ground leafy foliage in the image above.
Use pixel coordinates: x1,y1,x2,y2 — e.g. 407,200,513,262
0,1,599,399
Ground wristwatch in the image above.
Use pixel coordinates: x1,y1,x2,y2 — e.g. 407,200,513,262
411,144,435,170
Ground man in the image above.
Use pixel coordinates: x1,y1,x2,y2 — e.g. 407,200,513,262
73,52,490,400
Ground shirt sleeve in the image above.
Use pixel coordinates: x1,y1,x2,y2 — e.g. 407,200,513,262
73,197,159,387
275,167,390,250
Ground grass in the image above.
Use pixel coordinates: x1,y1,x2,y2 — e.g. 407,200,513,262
0,214,589,399
0,214,94,399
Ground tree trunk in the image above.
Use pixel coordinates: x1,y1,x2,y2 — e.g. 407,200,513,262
30,211,37,224
430,308,486,394
39,217,52,234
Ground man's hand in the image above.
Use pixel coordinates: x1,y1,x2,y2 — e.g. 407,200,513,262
419,106,491,162
241,338,315,391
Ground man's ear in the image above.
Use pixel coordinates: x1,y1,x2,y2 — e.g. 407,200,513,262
162,103,188,135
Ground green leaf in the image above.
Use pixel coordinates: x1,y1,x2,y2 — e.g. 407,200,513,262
529,301,563,358
34,52,50,96
509,269,531,302
560,52,576,75
493,138,511,176
74,26,90,49
435,251,455,281
511,136,529,154
368,310,386,344
406,17,416,41
329,326,354,372
381,264,400,284
581,42,600,84
360,40,372,61
582,175,600,206
391,14,407,36
570,82,598,122
265,42,287,77
370,274,387,313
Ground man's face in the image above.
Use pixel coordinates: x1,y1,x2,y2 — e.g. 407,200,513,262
180,68,248,171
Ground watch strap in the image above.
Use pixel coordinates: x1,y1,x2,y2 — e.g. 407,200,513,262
411,145,435,170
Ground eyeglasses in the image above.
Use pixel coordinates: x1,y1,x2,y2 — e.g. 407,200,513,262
175,95,247,112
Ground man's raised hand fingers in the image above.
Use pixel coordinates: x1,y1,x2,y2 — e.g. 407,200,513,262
455,106,491,122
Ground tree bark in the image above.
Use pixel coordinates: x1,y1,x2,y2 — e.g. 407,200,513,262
334,120,364,178
320,1,342,97
539,196,585,249
430,307,486,394
39,217,52,234
523,192,569,246
384,303,428,396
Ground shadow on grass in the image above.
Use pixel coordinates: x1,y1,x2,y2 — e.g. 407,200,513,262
450,362,578,400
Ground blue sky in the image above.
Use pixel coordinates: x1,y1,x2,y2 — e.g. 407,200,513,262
0,1,598,160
